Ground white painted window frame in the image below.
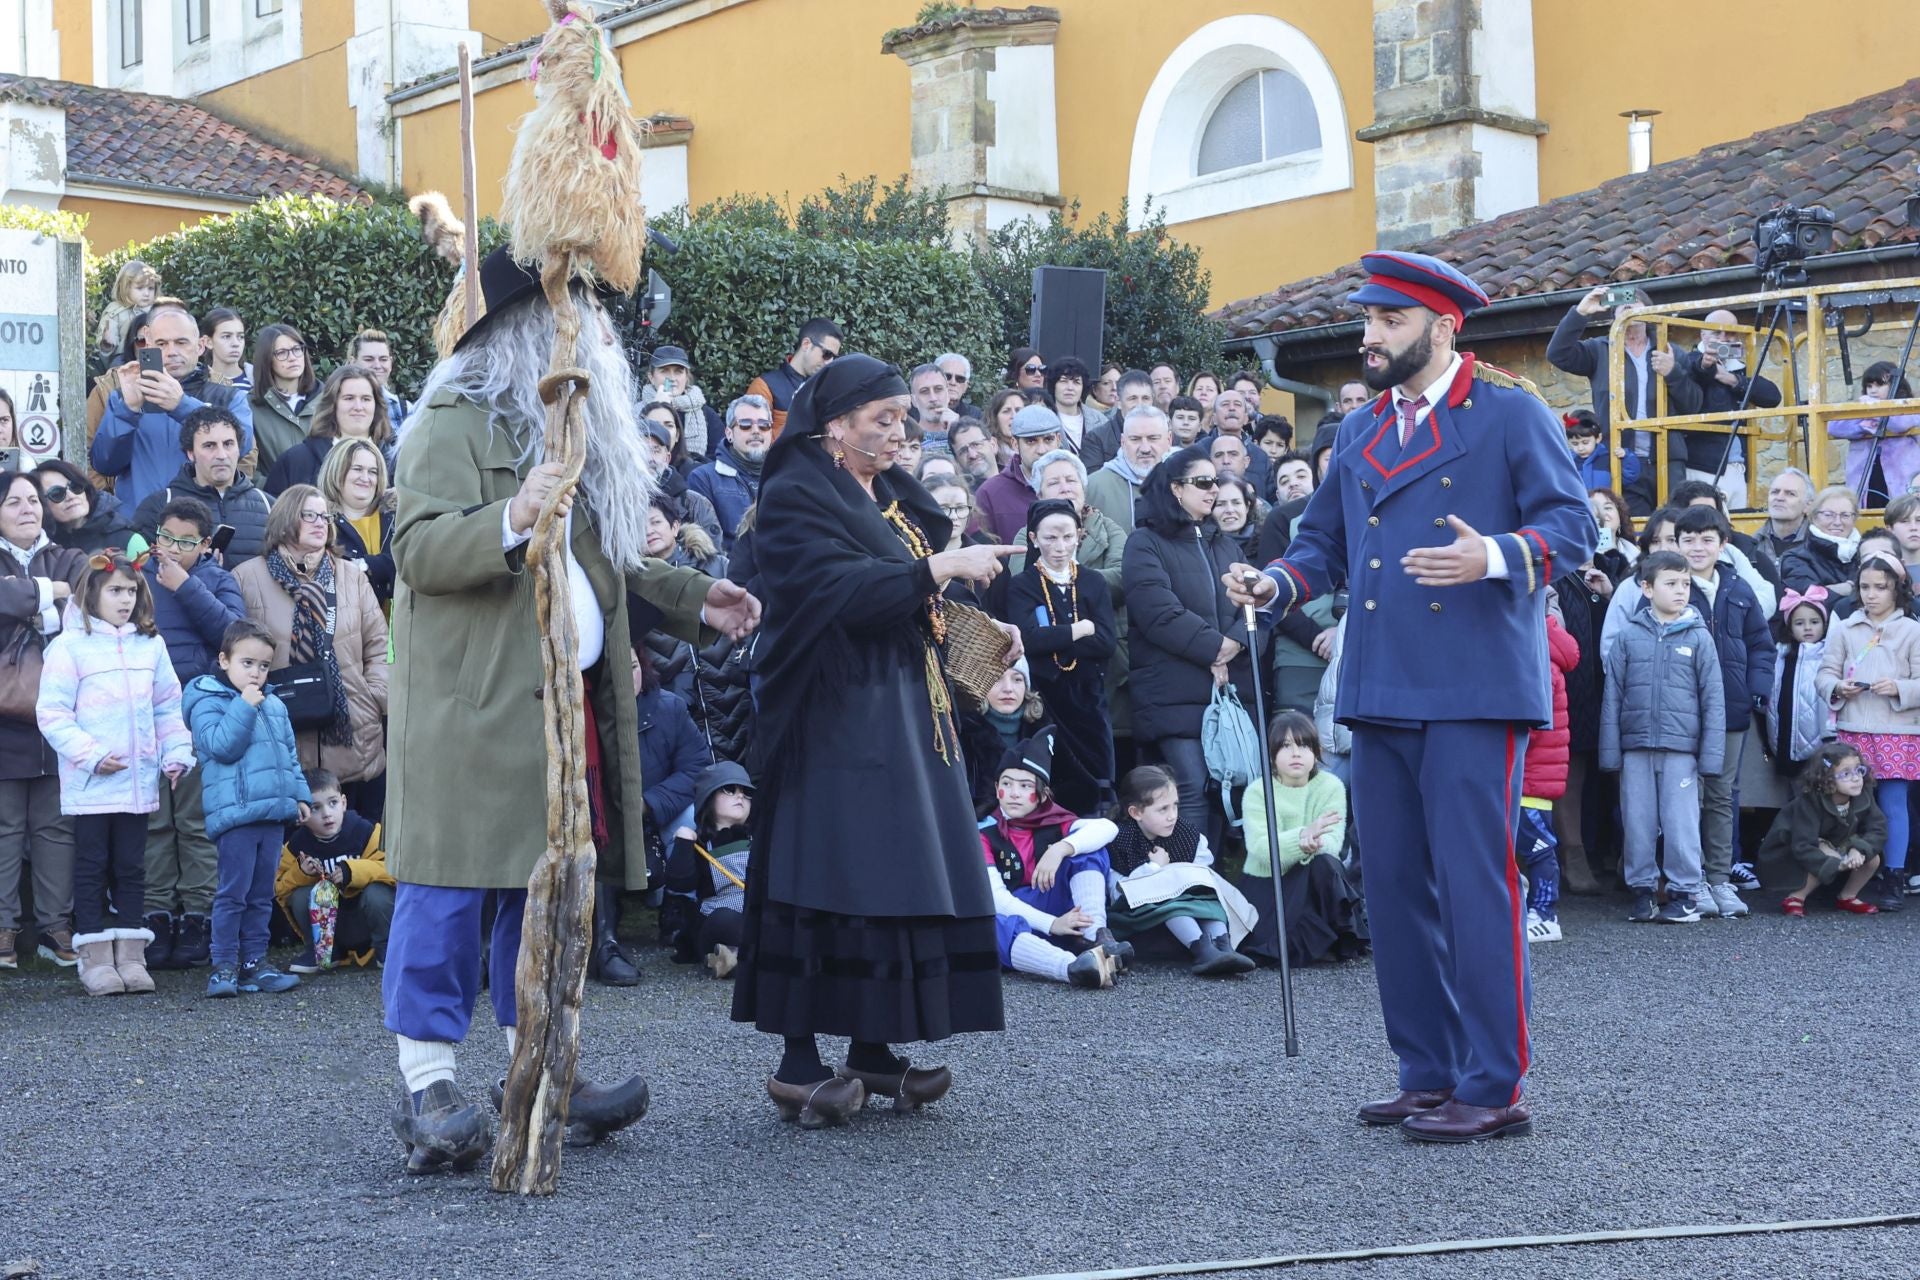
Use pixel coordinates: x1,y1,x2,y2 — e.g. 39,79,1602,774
1127,14,1351,226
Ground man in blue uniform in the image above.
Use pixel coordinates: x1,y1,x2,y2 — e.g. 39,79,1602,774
1226,251,1596,1142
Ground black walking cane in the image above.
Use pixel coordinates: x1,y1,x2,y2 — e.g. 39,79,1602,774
1239,571,1300,1057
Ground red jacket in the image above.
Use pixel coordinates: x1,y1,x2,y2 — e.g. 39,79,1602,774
1523,614,1580,801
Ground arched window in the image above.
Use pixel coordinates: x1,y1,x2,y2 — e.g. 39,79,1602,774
1129,17,1351,225
1197,69,1320,176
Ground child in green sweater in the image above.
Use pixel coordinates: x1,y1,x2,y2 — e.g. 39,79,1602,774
1235,710,1368,966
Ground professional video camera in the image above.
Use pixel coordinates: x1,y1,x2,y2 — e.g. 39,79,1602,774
1753,203,1835,286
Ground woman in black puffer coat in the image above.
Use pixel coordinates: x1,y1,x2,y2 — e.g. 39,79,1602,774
1121,446,1253,849
1551,569,1611,893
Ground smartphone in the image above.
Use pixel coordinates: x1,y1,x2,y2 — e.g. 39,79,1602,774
137,347,164,375
209,524,235,555
1595,526,1615,553
1603,284,1640,309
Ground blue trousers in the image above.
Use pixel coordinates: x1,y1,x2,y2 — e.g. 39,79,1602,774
381,884,526,1043
211,822,283,968
1350,720,1531,1109
991,849,1109,967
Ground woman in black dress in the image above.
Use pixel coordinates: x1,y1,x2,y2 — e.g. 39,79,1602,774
732,355,1023,1129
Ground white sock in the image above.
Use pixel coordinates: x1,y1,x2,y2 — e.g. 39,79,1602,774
1069,869,1107,940
396,1035,457,1093
503,1027,517,1055
1167,917,1202,946
1009,932,1073,982
1201,920,1228,941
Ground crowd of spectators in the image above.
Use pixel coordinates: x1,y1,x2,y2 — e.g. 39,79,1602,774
2,269,1915,1000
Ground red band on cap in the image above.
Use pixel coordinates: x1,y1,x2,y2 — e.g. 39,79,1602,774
1368,276,1463,326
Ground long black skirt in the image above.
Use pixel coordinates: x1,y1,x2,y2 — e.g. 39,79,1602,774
1236,856,1370,968
732,897,1003,1044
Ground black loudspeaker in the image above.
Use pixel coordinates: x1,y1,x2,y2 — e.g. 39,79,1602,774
1029,266,1107,372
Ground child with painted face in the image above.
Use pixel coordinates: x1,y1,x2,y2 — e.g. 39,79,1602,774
1236,711,1367,966
979,730,1125,989
1759,743,1886,917
1104,765,1261,977
36,549,196,996
1816,550,1920,909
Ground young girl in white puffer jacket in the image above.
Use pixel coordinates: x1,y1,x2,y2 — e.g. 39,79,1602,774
1768,587,1834,776
36,553,194,995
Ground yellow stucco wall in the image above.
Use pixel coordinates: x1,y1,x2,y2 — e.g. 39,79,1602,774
469,0,546,50
62,195,226,252
199,42,360,177
1534,3,1917,201
51,0,92,83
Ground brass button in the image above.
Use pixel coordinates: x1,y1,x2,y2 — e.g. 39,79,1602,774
1364,600,1377,611
1430,602,1442,613
1434,517,1446,527
1369,516,1380,526
1440,477,1452,488
1369,558,1381,569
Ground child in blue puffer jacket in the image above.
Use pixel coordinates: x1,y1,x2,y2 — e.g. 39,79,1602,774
185,618,312,998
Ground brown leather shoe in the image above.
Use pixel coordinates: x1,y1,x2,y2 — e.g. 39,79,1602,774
1401,1097,1533,1143
767,1074,866,1129
1357,1088,1452,1126
838,1059,953,1112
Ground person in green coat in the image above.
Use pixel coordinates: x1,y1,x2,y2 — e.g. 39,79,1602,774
379,250,760,1174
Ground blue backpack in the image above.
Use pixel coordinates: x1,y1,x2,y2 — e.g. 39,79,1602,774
1202,683,1260,827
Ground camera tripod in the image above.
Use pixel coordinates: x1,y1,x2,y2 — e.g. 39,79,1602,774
1702,268,1806,501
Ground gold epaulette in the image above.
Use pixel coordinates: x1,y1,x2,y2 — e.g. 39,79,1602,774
1474,363,1546,404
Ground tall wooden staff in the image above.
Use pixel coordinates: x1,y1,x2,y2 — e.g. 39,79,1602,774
486,0,649,1196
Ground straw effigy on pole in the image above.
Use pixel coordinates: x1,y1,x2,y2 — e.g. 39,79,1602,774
486,0,648,1197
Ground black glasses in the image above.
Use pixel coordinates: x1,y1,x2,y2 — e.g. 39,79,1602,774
818,349,839,363
154,531,204,551
42,485,70,504
944,372,969,384
1173,476,1219,490
271,346,306,360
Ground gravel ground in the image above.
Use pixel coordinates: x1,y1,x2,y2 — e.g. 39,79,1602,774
3,892,1913,1280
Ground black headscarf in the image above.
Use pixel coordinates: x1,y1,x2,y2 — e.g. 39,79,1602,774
772,353,909,452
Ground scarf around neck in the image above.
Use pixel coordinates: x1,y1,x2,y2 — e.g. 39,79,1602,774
1810,523,1860,563
266,549,353,748
0,530,50,572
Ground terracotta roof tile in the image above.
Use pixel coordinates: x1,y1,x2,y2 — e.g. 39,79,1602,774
0,73,365,205
1215,78,1920,340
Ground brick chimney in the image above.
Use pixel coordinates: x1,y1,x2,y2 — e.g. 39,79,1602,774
883,5,1063,250
1356,0,1547,248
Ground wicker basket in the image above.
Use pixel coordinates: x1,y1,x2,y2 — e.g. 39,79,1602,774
942,600,1014,707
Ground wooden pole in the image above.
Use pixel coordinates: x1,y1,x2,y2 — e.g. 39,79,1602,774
458,43,481,329
489,256,596,1196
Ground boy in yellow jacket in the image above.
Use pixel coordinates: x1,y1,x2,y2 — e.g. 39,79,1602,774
276,769,396,972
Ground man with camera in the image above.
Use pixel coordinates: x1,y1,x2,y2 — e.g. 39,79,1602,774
1548,285,1702,516
1676,309,1781,510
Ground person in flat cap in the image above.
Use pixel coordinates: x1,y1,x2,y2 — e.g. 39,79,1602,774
977,728,1129,990
638,344,722,464
1227,248,1596,1144
972,403,1066,542
379,245,762,1168
1006,497,1118,814
730,352,1026,1130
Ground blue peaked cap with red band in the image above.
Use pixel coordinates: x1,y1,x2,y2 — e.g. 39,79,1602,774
1346,250,1490,327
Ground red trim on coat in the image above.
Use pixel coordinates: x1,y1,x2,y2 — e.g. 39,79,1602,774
1264,559,1313,605
1361,399,1444,479
1503,724,1531,1104
1521,527,1553,583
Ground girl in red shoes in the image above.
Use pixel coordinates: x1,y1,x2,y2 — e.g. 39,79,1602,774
1758,743,1886,917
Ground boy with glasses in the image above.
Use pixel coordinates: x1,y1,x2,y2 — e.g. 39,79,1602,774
139,496,247,970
